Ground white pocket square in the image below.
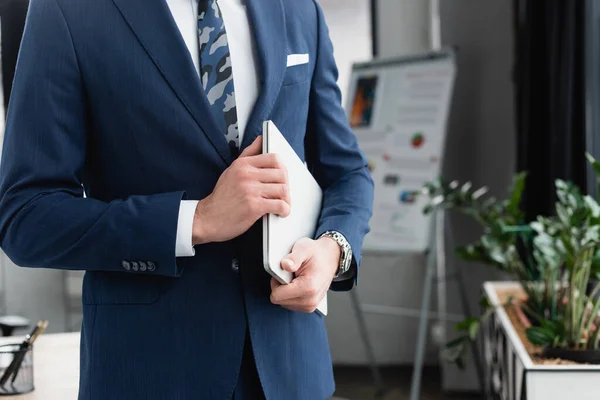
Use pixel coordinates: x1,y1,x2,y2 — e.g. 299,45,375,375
287,53,309,67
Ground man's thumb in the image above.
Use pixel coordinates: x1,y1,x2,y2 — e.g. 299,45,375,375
281,238,313,273
239,135,263,157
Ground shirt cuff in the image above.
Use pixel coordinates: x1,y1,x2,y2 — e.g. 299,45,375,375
175,200,198,257
332,258,357,282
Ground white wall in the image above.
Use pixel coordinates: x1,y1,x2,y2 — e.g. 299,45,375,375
376,0,431,57
0,257,69,334
318,0,372,103
321,0,442,366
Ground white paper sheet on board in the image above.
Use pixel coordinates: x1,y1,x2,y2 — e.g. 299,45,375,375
345,51,457,253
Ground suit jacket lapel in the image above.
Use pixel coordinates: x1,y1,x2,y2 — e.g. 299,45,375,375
112,0,233,166
241,0,288,151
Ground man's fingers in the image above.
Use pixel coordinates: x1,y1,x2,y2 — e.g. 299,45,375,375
254,168,287,184
239,136,263,158
271,279,324,313
246,153,286,170
277,299,321,313
270,277,309,303
270,277,282,293
270,278,299,305
270,239,321,310
270,273,324,313
280,304,312,313
261,183,291,205
261,198,291,218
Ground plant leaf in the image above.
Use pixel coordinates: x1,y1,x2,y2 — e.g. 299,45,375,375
586,152,600,177
585,195,600,219
507,172,527,217
468,321,480,340
442,336,468,370
445,335,467,349
479,297,493,310
461,182,473,195
455,317,478,332
526,326,558,347
472,186,489,200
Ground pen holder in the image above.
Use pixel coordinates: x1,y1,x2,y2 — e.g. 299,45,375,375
0,343,33,395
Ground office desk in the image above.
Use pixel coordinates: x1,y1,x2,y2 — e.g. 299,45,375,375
0,333,80,399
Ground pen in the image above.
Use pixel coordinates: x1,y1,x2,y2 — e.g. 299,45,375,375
10,320,48,384
0,320,48,386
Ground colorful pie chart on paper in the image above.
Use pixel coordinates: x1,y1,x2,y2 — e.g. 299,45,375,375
411,132,425,149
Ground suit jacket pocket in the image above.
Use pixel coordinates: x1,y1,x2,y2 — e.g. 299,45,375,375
283,63,311,86
82,271,163,305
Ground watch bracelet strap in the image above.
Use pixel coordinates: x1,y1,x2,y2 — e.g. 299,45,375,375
318,231,352,278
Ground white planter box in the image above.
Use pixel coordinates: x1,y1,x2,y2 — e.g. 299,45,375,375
483,282,600,400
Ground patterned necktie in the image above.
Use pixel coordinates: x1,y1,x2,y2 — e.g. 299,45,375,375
198,0,239,152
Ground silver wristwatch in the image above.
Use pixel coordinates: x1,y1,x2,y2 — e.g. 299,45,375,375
319,231,353,278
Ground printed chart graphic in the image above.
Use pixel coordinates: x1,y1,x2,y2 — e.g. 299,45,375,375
350,76,379,128
411,132,425,149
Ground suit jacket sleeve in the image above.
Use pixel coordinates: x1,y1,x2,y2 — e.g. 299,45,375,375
306,0,374,291
0,0,185,277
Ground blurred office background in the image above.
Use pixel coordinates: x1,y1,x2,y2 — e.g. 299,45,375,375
0,0,594,399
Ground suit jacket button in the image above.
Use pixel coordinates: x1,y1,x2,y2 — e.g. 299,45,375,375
231,258,240,273
139,262,147,272
147,261,156,272
122,261,131,271
131,262,139,272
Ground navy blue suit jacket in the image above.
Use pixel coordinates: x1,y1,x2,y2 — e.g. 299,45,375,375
0,0,374,398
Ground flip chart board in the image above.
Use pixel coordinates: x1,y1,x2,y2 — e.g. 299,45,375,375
345,50,456,252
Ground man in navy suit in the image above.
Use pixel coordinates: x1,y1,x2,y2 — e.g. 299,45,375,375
0,0,374,398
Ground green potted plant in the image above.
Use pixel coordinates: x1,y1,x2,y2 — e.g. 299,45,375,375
423,154,600,365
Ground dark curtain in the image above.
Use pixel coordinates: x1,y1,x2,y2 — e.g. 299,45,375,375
0,0,29,115
513,0,586,220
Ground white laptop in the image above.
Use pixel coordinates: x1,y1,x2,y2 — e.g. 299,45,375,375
262,121,327,315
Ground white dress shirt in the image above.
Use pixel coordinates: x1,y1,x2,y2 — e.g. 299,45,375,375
166,0,260,256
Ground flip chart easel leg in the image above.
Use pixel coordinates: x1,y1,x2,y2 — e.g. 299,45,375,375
349,289,385,396
409,211,440,400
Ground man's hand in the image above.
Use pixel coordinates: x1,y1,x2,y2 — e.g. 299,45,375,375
270,237,341,313
192,136,291,245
